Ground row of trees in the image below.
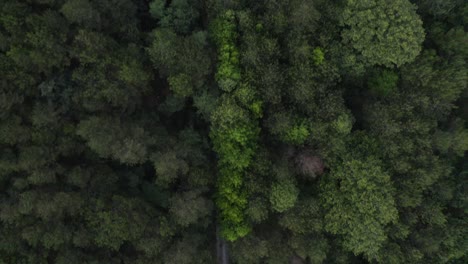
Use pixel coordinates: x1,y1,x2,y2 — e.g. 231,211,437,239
210,10,262,241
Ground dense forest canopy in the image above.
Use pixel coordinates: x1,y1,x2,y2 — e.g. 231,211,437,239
0,0,467,263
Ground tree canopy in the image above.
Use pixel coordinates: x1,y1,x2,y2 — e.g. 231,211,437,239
0,0,466,263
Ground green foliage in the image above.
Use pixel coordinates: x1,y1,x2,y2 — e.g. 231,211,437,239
169,191,213,227
270,179,299,212
152,149,189,185
210,10,263,241
401,50,467,112
340,0,425,67
233,83,263,118
415,0,461,18
322,157,398,260
72,30,151,110
333,114,353,134
193,89,219,120
211,98,259,169
312,47,325,65
77,116,153,164
86,196,149,250
150,0,201,34
211,10,241,92
289,234,329,264
147,29,211,94
433,118,468,157
289,0,321,34
158,95,187,114
284,122,310,145
368,69,399,96
2,7,69,75
268,112,314,145
230,235,270,263
279,197,323,234
246,198,269,223
168,73,193,97
60,0,99,28
149,0,165,19
0,0,466,262
210,98,259,240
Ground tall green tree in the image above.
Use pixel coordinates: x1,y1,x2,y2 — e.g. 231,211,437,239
321,157,398,260
340,0,425,68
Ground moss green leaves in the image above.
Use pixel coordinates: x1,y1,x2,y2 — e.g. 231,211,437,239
211,98,259,170
341,0,425,67
284,122,310,145
150,0,201,34
270,179,299,212
210,10,262,241
312,47,325,66
321,157,398,259
332,114,352,135
367,69,399,96
211,10,241,92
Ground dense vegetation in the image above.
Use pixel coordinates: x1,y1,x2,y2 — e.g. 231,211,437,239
0,0,466,263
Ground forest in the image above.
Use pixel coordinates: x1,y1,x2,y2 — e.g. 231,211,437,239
0,0,467,263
